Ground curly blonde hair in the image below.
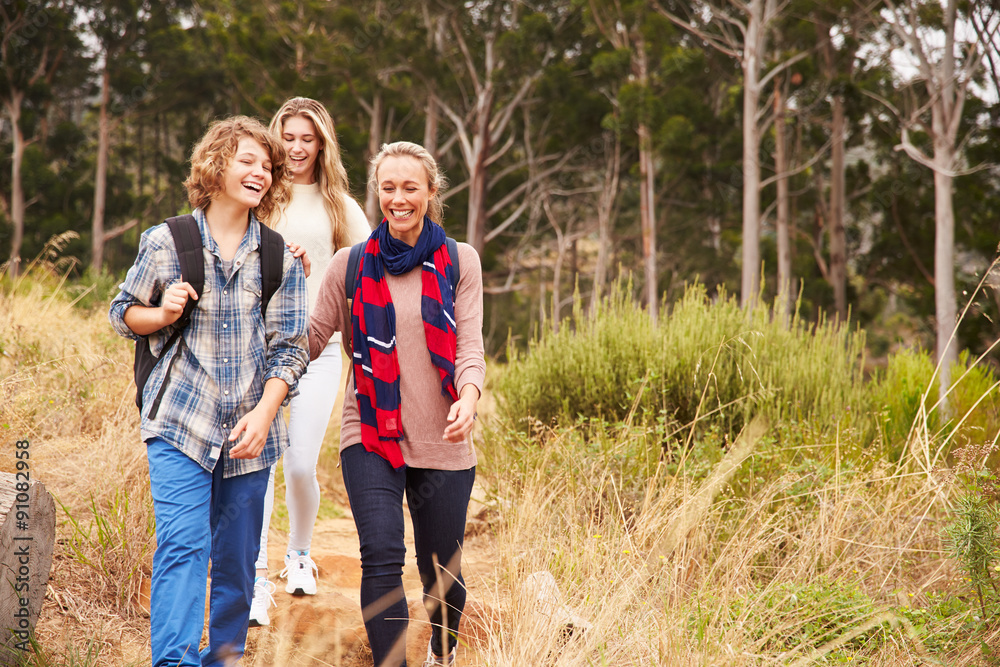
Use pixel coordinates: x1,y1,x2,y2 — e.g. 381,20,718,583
183,116,290,223
368,141,447,224
269,97,354,250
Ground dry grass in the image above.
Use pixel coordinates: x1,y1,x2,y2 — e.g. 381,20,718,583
475,420,979,665
1,248,154,665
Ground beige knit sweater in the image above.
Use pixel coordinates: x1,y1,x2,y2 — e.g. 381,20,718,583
309,242,486,470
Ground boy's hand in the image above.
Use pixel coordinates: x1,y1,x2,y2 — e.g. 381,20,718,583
161,281,199,325
227,377,288,459
124,281,198,336
287,242,311,277
228,406,273,459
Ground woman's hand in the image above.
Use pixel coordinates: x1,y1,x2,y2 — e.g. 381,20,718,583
443,384,481,443
287,242,311,277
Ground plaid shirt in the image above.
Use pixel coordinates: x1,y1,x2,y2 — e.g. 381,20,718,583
109,209,309,477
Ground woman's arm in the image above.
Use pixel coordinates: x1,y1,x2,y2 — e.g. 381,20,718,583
446,243,486,442
443,383,480,442
344,194,374,244
309,247,352,360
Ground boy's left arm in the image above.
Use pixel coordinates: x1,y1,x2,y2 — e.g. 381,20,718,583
263,248,310,403
229,249,309,459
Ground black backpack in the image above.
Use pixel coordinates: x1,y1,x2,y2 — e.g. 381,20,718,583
344,237,460,297
133,214,284,418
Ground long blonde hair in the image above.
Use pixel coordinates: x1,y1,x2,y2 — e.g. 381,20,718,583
184,116,290,224
269,97,352,250
368,141,447,224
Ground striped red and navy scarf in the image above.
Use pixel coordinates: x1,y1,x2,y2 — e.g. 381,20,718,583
350,218,459,467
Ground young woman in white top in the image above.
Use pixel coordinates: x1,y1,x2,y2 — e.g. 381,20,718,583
250,97,371,626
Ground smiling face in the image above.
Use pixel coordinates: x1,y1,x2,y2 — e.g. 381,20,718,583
377,155,437,246
217,136,273,211
281,115,321,185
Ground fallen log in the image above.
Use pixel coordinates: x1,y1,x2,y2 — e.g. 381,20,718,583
0,470,56,665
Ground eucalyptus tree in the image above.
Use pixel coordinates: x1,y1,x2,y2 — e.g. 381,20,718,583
805,0,880,321
870,0,987,405
421,0,577,256
583,0,662,320
83,0,192,271
657,0,808,310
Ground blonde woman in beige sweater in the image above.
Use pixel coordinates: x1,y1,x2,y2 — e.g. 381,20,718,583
249,98,372,627
310,141,485,666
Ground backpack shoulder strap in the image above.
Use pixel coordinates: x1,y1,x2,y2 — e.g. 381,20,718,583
258,223,285,317
141,215,202,417
345,241,365,299
165,214,204,325
446,237,460,293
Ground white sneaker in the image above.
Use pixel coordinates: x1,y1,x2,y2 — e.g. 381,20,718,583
249,577,276,627
280,550,318,595
422,638,457,666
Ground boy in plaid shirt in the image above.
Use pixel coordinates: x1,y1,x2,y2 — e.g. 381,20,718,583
110,116,308,667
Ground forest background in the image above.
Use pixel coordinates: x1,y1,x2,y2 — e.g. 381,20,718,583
4,0,1000,371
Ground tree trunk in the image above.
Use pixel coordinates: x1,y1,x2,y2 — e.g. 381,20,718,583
934,140,957,406
6,96,25,278
740,0,765,310
466,85,493,254
830,95,847,321
591,130,621,313
774,79,792,323
637,43,658,322
0,472,56,661
365,93,384,226
137,117,144,206
424,96,439,158
154,112,162,224
91,61,111,272
551,236,565,333
639,122,657,322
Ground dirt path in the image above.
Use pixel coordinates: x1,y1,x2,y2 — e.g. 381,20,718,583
246,487,497,666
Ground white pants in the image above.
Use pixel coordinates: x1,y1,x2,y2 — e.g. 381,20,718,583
256,342,343,570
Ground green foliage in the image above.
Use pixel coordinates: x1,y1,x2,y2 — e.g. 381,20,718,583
698,578,887,660
495,281,869,445
943,444,1000,618
869,347,936,451
868,349,1000,460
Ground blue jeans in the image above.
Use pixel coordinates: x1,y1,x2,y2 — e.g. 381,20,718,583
341,444,476,667
146,437,269,667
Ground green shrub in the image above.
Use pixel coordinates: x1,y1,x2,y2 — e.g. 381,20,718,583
688,578,888,662
868,349,1000,461
868,348,936,456
495,282,869,444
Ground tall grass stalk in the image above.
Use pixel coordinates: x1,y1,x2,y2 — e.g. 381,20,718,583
905,256,1000,474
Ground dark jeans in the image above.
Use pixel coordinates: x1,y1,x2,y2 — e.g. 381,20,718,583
341,444,476,667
